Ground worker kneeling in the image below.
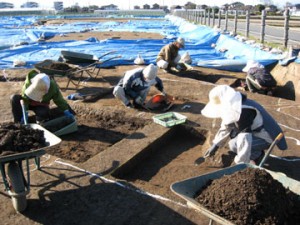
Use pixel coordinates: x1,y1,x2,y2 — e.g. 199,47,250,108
156,37,192,73
113,64,166,109
201,85,287,165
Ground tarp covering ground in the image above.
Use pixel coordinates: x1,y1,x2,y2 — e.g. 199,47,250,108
0,14,286,71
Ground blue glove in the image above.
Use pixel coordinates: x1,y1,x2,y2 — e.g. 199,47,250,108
135,96,144,105
67,93,83,100
64,110,75,120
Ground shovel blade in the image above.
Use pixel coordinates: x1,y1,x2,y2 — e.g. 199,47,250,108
194,157,205,165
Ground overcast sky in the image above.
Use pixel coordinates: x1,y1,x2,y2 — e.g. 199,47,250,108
5,0,300,9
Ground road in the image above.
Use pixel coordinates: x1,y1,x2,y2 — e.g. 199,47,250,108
220,19,300,47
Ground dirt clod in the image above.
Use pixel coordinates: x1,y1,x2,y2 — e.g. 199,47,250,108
0,122,46,155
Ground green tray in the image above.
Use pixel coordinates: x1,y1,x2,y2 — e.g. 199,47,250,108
152,112,187,127
43,116,78,136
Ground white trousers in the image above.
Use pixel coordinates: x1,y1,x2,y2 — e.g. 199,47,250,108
157,54,181,69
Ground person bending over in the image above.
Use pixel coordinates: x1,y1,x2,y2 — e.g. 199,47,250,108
11,70,75,123
113,64,166,108
200,85,287,165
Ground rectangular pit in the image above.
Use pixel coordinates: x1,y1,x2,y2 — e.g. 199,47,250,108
112,125,208,186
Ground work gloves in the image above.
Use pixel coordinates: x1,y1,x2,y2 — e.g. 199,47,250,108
135,96,144,106
64,110,75,120
203,144,219,158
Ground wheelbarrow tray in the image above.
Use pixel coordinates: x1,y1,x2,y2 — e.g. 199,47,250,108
171,163,300,225
0,124,61,163
61,50,98,64
35,59,76,76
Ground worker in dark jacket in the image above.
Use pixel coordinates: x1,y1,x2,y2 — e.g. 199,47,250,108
113,64,165,108
201,85,287,165
11,70,75,123
156,37,187,72
243,60,277,96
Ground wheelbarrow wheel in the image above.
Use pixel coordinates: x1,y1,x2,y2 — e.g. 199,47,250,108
7,162,27,212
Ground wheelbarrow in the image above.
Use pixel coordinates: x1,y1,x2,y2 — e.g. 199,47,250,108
171,163,300,225
35,51,121,89
0,124,61,212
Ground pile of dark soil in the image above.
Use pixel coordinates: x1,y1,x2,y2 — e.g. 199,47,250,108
0,122,46,155
195,167,300,225
46,62,72,71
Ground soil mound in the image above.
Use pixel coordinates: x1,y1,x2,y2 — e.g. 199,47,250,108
195,167,300,225
0,122,45,155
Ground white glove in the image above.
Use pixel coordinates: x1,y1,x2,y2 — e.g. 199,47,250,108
162,90,167,96
135,96,144,105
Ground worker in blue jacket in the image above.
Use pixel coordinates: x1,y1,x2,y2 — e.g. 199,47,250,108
113,64,166,108
201,85,287,165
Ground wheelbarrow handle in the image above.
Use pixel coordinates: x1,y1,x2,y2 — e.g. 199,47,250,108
258,132,284,168
97,51,117,59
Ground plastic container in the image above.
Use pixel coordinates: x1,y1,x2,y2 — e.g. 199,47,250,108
152,112,187,127
43,116,78,136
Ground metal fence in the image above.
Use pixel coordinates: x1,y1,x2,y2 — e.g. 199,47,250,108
172,9,294,48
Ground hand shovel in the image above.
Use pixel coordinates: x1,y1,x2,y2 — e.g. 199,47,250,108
20,99,28,125
194,147,216,165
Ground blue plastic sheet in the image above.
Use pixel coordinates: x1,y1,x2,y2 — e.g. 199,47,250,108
0,14,286,71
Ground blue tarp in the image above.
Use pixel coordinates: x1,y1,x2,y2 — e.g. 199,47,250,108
0,14,287,71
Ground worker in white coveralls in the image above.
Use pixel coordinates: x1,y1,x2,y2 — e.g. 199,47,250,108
200,85,287,165
113,64,166,108
156,37,191,72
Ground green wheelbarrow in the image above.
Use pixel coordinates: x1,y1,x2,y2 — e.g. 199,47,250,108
0,124,61,212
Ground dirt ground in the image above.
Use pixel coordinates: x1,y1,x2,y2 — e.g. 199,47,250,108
0,18,300,225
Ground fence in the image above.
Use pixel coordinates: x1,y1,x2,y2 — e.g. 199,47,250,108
172,9,294,49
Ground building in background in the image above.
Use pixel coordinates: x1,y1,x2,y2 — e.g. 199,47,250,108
21,1,39,8
54,1,63,11
0,2,14,8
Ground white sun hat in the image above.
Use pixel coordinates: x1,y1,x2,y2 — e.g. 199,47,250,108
201,85,242,125
25,73,50,102
143,64,158,81
242,60,264,73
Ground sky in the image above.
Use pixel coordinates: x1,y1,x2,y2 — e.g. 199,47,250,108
5,0,300,9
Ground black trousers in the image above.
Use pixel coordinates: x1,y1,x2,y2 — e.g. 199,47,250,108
10,94,50,123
